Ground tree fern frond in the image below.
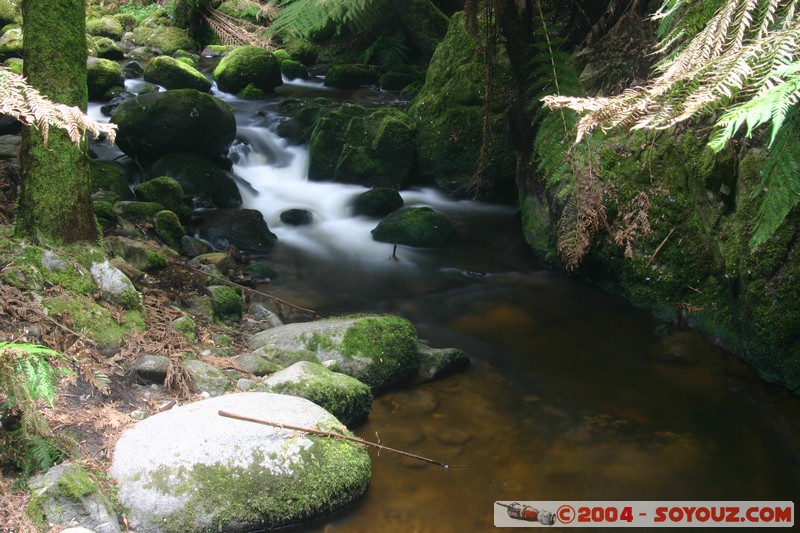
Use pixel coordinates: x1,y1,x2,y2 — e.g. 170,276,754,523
269,0,387,39
0,67,117,145
750,105,800,248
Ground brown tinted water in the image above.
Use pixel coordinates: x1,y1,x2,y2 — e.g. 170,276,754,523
255,205,800,532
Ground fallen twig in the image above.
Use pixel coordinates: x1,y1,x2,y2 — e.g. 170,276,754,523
218,410,467,470
645,227,676,269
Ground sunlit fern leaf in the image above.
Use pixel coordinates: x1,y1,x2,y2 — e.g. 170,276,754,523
268,0,387,40
750,105,800,249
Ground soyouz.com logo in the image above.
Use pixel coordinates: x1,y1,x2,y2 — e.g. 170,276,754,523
494,501,794,528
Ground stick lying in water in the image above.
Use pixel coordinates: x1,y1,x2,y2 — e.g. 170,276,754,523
218,409,467,469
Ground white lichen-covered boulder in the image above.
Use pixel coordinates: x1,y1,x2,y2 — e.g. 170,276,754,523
110,393,371,532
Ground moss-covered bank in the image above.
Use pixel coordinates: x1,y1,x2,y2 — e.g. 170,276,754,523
521,125,800,393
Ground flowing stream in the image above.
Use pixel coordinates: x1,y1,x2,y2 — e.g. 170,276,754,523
220,79,800,532
95,74,800,531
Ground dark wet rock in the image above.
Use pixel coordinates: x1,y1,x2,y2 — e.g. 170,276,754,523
130,354,170,384
180,235,212,258
111,90,236,163
143,55,211,92
87,57,124,101
248,314,419,392
416,343,469,381
194,208,277,254
323,64,379,89
150,152,242,209
371,207,455,247
213,45,282,94
257,361,373,426
280,208,313,225
352,187,404,217
111,394,371,532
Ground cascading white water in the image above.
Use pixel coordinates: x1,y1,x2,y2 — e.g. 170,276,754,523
230,114,498,269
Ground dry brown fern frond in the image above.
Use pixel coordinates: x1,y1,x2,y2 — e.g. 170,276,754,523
0,67,117,146
556,159,608,271
204,8,275,49
614,190,656,259
543,0,800,141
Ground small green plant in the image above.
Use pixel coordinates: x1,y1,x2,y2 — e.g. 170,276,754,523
117,0,165,23
0,342,74,475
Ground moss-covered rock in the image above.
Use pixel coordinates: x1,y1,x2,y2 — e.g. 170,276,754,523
45,294,144,349
275,97,334,144
0,1,18,28
110,393,371,532
26,463,119,532
186,359,230,396
130,24,195,56
111,89,236,163
248,314,419,392
2,55,21,74
154,210,186,249
352,187,404,217
259,361,373,426
281,59,309,80
105,236,173,273
207,285,242,322
379,69,421,91
113,12,138,33
87,57,124,100
92,36,126,60
0,26,22,58
237,82,264,99
86,16,123,40
143,55,211,92
308,104,417,188
134,176,190,221
408,12,517,202
323,64,379,89
213,45,282,94
371,206,455,247
114,200,164,222
150,152,242,208
524,119,800,393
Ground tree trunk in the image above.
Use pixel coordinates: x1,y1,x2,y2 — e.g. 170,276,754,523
16,0,98,243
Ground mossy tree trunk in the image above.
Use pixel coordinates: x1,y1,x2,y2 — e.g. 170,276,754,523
16,0,98,243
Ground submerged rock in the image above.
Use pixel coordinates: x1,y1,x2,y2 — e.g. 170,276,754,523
248,314,419,392
416,343,470,381
111,393,371,532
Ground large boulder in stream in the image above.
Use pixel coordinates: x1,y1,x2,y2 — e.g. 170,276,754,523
213,45,282,95
371,207,455,247
248,314,419,392
110,393,371,532
308,104,416,188
111,89,236,163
